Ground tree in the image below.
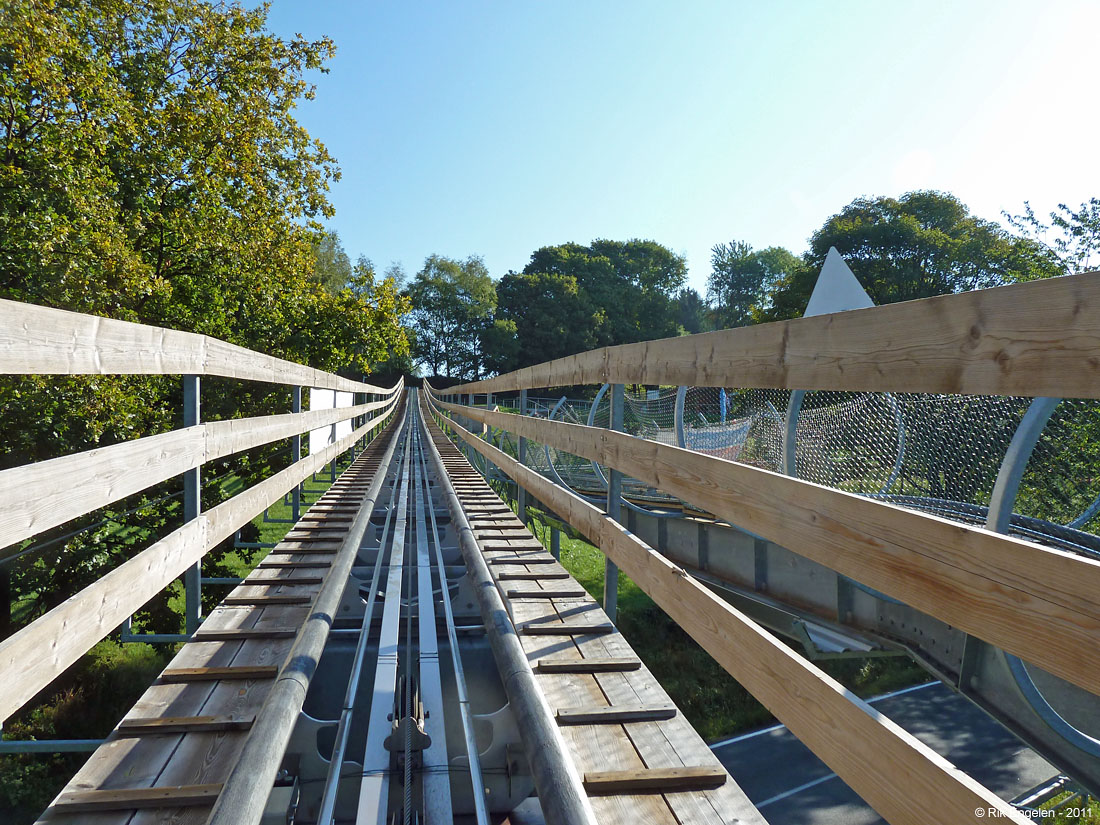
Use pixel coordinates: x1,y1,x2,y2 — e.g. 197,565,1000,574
765,191,1062,320
707,241,798,328
406,255,496,380
0,0,409,625
675,287,710,334
521,239,686,350
1005,198,1100,275
495,271,603,368
310,231,353,293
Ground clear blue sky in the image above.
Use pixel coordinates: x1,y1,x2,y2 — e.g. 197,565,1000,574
265,1,1100,296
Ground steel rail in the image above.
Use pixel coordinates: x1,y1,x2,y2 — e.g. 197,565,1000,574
420,392,598,825
316,427,407,825
416,402,490,825
357,403,416,822
206,399,406,825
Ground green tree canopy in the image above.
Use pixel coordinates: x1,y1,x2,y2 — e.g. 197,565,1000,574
0,0,409,624
707,241,799,328
495,270,603,369
521,239,687,351
311,231,354,294
675,287,710,334
406,254,496,380
766,191,1061,320
1005,198,1100,275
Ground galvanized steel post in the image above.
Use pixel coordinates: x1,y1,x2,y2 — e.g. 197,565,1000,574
517,388,528,521
291,385,302,522
604,383,624,621
183,374,201,635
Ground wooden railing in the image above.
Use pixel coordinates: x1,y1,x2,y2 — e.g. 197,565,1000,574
424,271,1100,825
0,299,403,723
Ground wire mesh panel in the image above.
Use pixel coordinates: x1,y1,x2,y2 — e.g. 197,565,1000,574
507,384,1100,559
682,387,789,471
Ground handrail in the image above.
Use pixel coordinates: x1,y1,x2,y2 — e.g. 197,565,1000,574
428,393,1100,698
423,392,1029,825
0,298,389,393
0,390,402,723
441,271,1100,398
0,395,400,551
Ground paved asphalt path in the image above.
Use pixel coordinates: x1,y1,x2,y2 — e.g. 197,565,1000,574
712,681,1057,825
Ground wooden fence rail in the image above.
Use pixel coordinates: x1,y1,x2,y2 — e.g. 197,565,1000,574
443,271,1100,398
0,397,396,552
428,392,1100,698
422,393,1030,825
0,300,405,723
0,298,387,393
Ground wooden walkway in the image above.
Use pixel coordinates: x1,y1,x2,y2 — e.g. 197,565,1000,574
425,414,766,825
36,415,401,824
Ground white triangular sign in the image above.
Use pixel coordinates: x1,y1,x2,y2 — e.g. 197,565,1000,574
803,247,875,317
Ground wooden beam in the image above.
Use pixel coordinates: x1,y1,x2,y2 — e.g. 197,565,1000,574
0,297,397,393
497,571,571,580
489,556,560,565
583,767,727,795
520,623,615,635
506,589,588,599
0,399,397,556
191,628,298,642
222,595,312,606
438,271,1100,398
437,398,1100,697
556,704,677,724
116,715,255,735
52,783,223,812
429,400,1030,825
536,658,641,673
159,666,278,683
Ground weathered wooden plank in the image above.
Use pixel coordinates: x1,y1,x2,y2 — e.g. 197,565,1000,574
159,666,278,683
52,784,223,812
434,404,1029,825
0,297,396,393
256,561,331,569
536,658,641,673
583,767,727,795
507,589,589,599
556,704,677,724
438,398,1100,697
520,623,616,635
489,556,559,565
191,628,298,642
221,595,312,606
439,271,1100,398
497,571,571,580
116,716,254,736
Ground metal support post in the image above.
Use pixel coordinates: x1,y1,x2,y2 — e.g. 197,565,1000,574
551,526,561,560
291,385,302,522
517,388,528,521
604,383,624,622
183,374,202,635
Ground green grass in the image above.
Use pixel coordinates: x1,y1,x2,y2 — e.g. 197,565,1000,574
524,514,930,742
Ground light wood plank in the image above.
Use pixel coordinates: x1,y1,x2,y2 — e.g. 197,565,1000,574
438,271,1100,398
116,716,254,736
52,783,223,812
556,704,677,724
583,767,726,794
